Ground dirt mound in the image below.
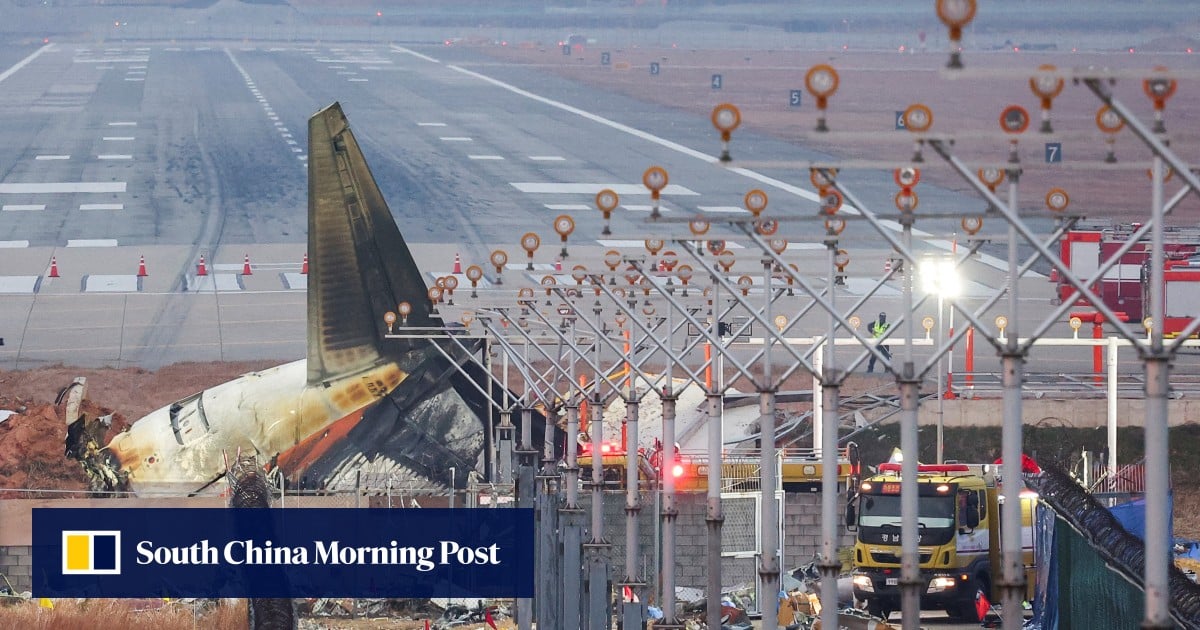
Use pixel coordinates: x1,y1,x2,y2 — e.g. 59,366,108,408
0,362,275,495
0,397,126,496
0,362,276,423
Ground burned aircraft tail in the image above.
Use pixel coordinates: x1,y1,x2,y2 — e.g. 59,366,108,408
284,103,554,488
305,102,440,385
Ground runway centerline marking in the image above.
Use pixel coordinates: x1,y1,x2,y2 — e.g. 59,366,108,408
417,122,446,127
529,155,565,161
468,155,504,160
67,239,119,247
98,154,133,160
102,137,134,141
107,121,137,126
544,204,591,211
2,204,45,212
439,137,472,142
80,203,124,211
35,155,70,160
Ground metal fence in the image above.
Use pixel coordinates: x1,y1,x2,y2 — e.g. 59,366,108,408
0,474,511,509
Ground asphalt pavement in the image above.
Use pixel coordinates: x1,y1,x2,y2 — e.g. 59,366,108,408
0,39,1187,377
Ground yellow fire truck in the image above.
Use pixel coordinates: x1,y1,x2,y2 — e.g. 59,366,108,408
848,462,1037,620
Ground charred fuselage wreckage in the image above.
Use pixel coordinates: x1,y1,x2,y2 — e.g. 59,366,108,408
65,103,556,496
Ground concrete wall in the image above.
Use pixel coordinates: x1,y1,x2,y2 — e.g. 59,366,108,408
574,489,853,594
0,546,31,594
915,397,1200,428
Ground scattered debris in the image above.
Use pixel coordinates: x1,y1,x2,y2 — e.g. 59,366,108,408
431,600,509,629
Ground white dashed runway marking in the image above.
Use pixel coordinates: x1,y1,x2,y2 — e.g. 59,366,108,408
0,182,125,193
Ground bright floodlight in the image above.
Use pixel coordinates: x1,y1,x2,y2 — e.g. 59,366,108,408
920,258,961,298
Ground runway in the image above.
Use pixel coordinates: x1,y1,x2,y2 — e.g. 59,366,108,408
0,39,1148,370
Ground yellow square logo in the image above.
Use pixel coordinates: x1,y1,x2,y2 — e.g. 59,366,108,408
61,531,121,575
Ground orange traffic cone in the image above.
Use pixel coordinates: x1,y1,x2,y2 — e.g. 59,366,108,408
197,254,208,276
242,254,252,276
301,253,309,275
453,253,462,274
137,255,148,277
48,256,60,278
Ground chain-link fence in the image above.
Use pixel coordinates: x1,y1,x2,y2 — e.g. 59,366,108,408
721,492,760,591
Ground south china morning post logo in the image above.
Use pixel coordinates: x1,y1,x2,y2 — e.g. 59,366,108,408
61,530,121,575
34,508,534,598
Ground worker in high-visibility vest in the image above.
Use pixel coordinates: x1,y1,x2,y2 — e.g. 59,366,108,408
866,312,891,373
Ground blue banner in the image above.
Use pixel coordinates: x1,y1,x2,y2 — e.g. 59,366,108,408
33,508,534,598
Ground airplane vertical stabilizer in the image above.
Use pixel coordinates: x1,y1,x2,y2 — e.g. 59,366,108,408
306,102,438,385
